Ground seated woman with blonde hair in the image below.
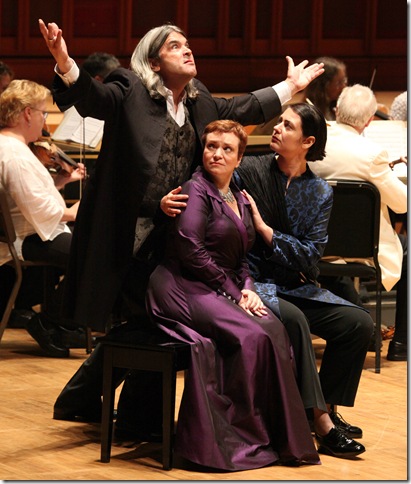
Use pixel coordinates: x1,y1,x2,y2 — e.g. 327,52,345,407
0,79,86,357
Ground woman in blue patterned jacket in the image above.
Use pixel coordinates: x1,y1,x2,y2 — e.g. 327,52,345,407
235,103,374,458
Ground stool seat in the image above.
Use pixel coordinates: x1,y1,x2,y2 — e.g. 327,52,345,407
100,333,191,470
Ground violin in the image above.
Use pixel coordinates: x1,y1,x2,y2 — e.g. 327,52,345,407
30,139,79,177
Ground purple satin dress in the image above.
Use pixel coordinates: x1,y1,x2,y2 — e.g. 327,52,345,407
146,168,320,471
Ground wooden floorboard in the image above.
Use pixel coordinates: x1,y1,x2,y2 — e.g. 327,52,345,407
0,328,407,481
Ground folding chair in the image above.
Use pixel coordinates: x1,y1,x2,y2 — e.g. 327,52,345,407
317,180,383,373
0,185,54,344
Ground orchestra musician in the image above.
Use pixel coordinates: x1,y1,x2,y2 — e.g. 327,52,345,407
0,78,87,357
309,84,407,362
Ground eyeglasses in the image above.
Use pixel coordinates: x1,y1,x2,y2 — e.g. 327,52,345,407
332,77,348,88
30,107,49,119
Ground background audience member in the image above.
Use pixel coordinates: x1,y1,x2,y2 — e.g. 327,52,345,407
235,103,371,455
0,60,14,92
38,19,324,429
252,55,347,136
303,56,347,121
82,51,121,81
146,119,321,470
309,85,407,361
390,91,407,121
0,79,87,357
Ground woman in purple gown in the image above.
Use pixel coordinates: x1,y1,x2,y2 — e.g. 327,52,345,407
146,120,320,471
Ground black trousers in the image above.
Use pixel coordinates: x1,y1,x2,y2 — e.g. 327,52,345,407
22,232,74,327
22,231,72,269
53,321,163,432
318,234,407,345
0,232,70,322
54,257,163,432
279,295,374,407
276,297,327,412
393,234,407,343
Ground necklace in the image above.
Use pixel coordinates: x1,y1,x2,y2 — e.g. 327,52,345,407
218,187,235,203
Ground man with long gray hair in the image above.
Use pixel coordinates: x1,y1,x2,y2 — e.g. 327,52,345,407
38,19,324,439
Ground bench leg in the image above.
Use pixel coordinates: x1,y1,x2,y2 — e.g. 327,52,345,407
101,346,115,462
162,357,177,470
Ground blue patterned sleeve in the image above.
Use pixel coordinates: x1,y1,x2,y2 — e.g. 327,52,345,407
267,178,333,272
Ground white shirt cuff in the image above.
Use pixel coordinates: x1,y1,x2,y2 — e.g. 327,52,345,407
272,81,291,105
54,59,80,86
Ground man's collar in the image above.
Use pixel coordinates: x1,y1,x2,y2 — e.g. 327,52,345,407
164,87,187,104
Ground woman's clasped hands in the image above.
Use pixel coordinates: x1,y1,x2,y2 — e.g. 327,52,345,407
239,289,267,317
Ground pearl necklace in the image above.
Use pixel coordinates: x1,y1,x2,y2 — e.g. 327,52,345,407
218,187,235,203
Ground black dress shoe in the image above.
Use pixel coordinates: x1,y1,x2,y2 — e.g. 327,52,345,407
25,314,69,358
59,327,97,349
387,340,407,361
315,427,365,458
329,410,363,438
8,309,37,328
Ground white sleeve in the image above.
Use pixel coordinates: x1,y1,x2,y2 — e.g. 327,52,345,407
369,149,408,214
54,59,80,86
272,81,292,105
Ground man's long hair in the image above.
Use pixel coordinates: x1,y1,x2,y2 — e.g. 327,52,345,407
130,24,198,100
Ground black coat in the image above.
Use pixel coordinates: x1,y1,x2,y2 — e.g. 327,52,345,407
52,67,282,330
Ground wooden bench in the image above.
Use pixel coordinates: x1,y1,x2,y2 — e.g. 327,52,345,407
99,330,191,470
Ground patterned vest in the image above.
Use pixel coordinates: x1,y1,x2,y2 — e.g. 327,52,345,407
134,107,196,254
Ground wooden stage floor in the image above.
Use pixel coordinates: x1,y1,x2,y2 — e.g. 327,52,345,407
0,328,407,481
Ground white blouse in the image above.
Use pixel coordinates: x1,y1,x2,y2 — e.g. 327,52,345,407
0,134,70,264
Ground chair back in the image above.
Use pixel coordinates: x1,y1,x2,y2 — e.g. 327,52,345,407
0,185,24,343
323,180,381,261
0,185,17,247
319,180,383,373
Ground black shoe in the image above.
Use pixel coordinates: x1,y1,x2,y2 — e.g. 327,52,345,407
329,410,363,438
114,424,162,443
25,314,69,358
59,327,96,349
387,340,407,361
8,309,37,328
315,427,365,458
